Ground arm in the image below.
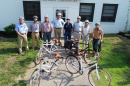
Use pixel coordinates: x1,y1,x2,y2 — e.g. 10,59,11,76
41,23,44,35
92,29,95,38
63,29,65,36
30,24,32,32
100,30,104,43
50,23,53,33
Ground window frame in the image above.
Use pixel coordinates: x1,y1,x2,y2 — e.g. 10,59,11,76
79,3,95,22
23,1,41,21
101,4,118,22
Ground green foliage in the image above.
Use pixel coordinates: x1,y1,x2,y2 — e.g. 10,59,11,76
118,31,125,35
4,24,16,35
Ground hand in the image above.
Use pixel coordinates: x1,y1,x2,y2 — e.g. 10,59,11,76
71,33,73,36
54,27,56,29
42,33,44,35
63,33,64,36
60,27,62,29
100,40,103,43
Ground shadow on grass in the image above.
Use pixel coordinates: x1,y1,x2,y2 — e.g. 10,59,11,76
13,80,29,86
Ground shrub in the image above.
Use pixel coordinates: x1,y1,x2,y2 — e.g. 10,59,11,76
4,24,16,35
118,31,125,35
126,30,130,34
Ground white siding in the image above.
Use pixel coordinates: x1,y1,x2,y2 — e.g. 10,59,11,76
0,0,129,34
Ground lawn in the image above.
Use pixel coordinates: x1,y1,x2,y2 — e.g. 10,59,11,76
0,34,130,86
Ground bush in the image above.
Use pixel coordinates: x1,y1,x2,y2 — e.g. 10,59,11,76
4,24,16,35
126,30,130,34
118,31,125,35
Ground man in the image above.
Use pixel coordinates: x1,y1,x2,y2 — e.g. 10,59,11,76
72,16,83,40
15,16,29,54
52,12,65,42
41,15,53,46
30,16,40,50
92,23,103,53
63,18,72,42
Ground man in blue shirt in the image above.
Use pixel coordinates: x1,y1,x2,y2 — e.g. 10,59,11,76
51,13,65,42
15,16,29,54
63,18,72,42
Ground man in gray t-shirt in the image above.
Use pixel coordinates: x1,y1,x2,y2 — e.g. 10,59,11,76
72,16,83,40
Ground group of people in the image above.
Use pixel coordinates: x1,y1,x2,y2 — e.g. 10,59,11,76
15,12,103,54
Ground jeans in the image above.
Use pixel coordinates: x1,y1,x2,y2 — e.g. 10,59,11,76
44,33,51,47
64,32,71,42
93,38,99,52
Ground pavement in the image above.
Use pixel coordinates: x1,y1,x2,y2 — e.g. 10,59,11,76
18,38,91,86
39,38,91,86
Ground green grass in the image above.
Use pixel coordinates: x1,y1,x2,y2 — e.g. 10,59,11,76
0,37,42,86
0,34,130,86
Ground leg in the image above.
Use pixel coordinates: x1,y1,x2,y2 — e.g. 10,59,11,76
94,39,99,52
35,33,40,48
48,33,51,48
64,32,67,43
32,33,35,49
44,33,47,43
85,37,89,48
58,29,61,42
93,38,96,52
18,35,23,53
68,32,71,40
55,29,58,40
82,36,85,49
23,35,29,50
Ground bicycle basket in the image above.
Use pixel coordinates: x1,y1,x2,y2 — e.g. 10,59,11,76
64,41,73,49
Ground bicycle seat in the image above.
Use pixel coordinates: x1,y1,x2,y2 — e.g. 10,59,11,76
77,52,84,56
74,38,79,41
52,38,57,41
55,53,61,58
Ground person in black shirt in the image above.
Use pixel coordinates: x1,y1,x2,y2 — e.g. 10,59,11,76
63,18,72,42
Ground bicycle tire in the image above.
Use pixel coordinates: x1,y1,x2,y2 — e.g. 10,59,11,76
35,49,43,65
65,56,81,74
88,68,111,86
29,68,41,86
83,49,94,63
50,57,63,73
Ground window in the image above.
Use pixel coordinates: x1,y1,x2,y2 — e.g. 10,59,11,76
56,10,66,21
23,1,41,21
79,3,95,22
101,4,118,22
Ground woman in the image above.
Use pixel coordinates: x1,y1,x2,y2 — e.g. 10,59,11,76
81,20,90,49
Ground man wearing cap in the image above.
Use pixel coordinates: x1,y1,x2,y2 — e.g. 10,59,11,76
92,23,103,53
41,15,53,45
30,16,40,50
63,18,72,42
72,16,83,40
51,12,65,42
81,20,90,49
15,16,29,54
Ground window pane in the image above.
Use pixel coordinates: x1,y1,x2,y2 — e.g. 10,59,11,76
79,3,95,22
101,4,118,22
23,1,41,21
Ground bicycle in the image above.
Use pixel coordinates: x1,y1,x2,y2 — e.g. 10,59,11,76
29,53,63,86
65,51,111,86
35,38,62,65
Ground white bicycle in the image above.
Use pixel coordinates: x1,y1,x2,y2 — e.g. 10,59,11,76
30,53,63,86
65,51,111,86
35,38,62,65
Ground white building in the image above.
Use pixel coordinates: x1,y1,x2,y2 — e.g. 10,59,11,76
0,0,130,37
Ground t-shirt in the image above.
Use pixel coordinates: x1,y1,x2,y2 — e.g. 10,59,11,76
64,23,72,33
93,28,103,39
15,23,28,34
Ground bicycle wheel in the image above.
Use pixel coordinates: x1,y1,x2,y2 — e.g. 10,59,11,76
88,68,111,86
51,42,62,53
50,57,63,72
65,43,76,55
35,49,43,65
83,49,94,63
65,56,81,74
29,69,41,86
